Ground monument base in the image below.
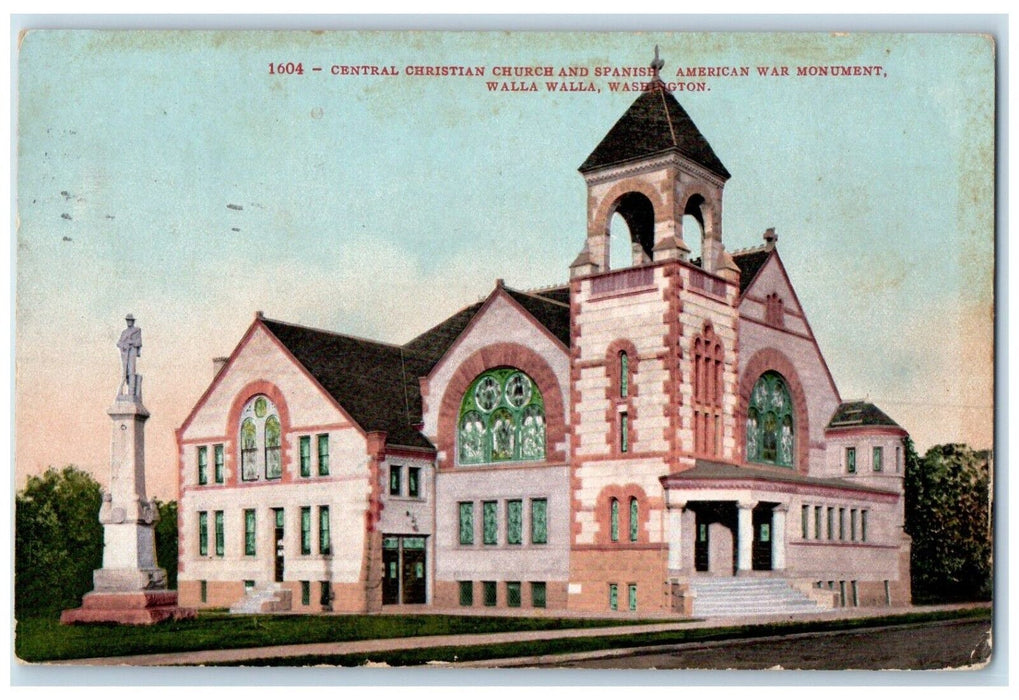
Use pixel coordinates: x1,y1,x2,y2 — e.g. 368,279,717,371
60,591,196,625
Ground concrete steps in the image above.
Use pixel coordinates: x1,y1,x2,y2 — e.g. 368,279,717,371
689,578,825,617
229,583,292,614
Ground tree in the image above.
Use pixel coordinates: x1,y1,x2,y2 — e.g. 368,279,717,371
153,498,179,590
904,440,992,603
15,466,103,618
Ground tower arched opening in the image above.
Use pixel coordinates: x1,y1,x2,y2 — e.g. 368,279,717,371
683,194,707,267
608,191,655,270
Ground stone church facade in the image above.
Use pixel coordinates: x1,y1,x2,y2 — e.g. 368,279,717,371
176,71,911,615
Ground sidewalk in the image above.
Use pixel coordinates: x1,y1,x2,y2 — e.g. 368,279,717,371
55,602,989,667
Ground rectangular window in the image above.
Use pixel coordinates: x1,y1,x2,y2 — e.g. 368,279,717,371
214,511,224,557
301,580,311,606
214,444,224,483
801,504,810,538
408,467,420,498
317,434,329,476
458,502,474,545
198,511,208,556
814,506,822,539
301,506,312,554
609,583,618,611
861,509,868,542
506,581,521,608
531,498,548,544
506,499,522,545
458,581,473,606
896,445,902,473
620,412,629,453
826,507,834,540
483,501,498,545
299,436,311,477
850,509,858,542
244,509,256,556
483,581,497,607
628,584,637,611
531,581,547,609
839,507,846,540
197,446,208,485
846,446,857,473
389,465,402,496
244,579,255,591
200,580,207,603
319,506,331,554
851,580,859,607
320,581,331,607
873,446,883,472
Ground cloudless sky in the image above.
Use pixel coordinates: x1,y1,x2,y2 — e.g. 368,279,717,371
15,30,994,498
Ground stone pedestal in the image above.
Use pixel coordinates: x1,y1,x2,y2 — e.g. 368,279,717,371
61,368,195,625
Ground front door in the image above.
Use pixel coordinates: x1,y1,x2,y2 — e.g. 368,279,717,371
694,519,709,572
273,508,285,582
382,545,400,605
402,547,426,604
381,535,428,605
752,507,773,570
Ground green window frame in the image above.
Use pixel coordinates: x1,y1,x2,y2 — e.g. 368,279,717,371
609,583,618,611
301,580,311,606
873,446,883,472
244,509,256,556
839,507,846,540
746,371,795,467
507,500,522,545
408,467,420,498
214,511,224,557
620,412,629,453
610,498,619,542
200,580,207,603
319,506,331,554
620,351,629,398
506,581,521,608
198,511,208,556
301,506,312,554
457,368,546,465
389,465,402,496
530,498,548,544
482,581,497,607
317,434,329,476
264,415,282,479
197,446,208,485
214,444,224,483
850,509,858,541
458,502,474,545
801,504,809,539
846,446,857,473
299,436,311,477
629,497,639,542
861,509,868,542
628,584,637,612
827,507,834,540
459,581,473,606
531,581,547,608
483,501,498,545
814,506,822,539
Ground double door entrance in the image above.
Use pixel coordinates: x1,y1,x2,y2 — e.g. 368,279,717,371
693,502,774,573
382,535,427,605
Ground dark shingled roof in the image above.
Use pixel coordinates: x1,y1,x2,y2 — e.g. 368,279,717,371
504,288,571,348
402,301,485,369
827,401,903,430
262,319,434,450
531,285,571,306
731,248,771,295
579,85,730,179
665,459,899,496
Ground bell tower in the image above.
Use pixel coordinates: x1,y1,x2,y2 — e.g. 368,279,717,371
571,47,740,282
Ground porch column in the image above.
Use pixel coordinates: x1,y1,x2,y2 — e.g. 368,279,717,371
736,501,754,573
771,504,788,571
667,501,685,570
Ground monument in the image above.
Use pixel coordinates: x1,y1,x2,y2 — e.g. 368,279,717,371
61,316,195,624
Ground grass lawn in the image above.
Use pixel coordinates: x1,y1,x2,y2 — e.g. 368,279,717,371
209,607,993,667
15,612,675,663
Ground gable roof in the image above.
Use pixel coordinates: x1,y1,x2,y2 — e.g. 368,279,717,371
827,401,903,430
262,318,434,450
403,301,485,370
531,285,571,305
731,248,772,295
503,287,571,348
579,84,730,179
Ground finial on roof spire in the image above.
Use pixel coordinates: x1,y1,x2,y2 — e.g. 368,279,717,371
651,45,665,78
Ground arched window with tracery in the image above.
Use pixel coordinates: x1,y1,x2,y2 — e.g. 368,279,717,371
458,368,545,465
693,324,724,456
746,371,795,467
239,395,282,481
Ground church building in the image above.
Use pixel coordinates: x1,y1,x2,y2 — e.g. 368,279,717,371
175,59,911,616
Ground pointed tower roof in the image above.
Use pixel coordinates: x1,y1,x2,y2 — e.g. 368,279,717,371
579,50,730,179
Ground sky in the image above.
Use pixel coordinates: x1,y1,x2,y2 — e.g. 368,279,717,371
14,30,995,500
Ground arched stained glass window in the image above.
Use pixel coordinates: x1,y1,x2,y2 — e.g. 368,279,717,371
619,352,629,398
239,395,282,481
458,368,545,465
746,372,794,467
629,497,639,542
610,498,620,542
